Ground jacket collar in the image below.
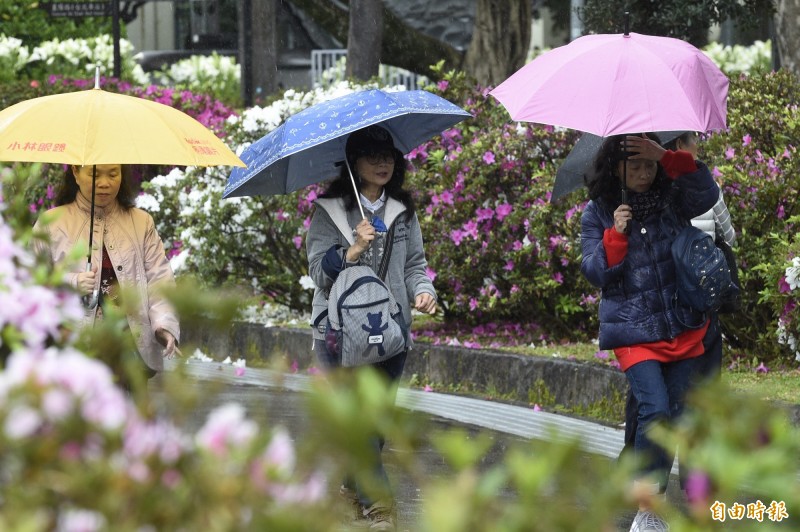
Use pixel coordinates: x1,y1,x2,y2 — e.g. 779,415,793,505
74,191,120,218
314,196,408,245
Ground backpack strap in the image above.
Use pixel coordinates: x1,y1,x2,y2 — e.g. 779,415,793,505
377,222,396,281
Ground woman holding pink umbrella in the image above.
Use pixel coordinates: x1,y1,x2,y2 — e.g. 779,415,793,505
580,133,718,531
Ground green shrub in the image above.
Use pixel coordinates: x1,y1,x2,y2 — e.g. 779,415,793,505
703,70,800,365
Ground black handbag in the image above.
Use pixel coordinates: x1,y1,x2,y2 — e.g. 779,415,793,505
715,235,741,314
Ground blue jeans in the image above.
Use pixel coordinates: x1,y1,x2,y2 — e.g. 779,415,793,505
625,357,696,490
622,314,721,452
314,339,407,507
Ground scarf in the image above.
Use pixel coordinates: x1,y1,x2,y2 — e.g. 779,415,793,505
628,188,662,221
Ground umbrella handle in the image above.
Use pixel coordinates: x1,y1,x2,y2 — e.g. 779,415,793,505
344,158,367,220
82,261,99,310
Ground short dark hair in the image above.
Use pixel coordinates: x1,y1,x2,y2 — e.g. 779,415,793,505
321,126,416,219
585,132,668,205
55,165,135,209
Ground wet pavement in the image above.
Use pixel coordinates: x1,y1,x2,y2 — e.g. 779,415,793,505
153,358,683,531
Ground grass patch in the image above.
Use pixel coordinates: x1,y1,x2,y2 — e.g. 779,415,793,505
411,319,800,407
723,369,800,404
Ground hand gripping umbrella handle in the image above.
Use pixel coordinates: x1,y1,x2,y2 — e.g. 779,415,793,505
82,261,99,310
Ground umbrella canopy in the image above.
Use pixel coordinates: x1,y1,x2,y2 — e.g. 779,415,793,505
552,130,683,201
0,87,244,167
222,89,470,199
490,32,728,137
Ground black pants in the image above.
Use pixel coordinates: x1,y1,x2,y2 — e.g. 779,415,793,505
313,338,406,508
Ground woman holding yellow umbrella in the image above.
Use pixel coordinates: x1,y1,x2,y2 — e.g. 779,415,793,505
1,68,244,387
34,163,180,387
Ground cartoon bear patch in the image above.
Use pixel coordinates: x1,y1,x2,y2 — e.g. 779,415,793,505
362,311,388,357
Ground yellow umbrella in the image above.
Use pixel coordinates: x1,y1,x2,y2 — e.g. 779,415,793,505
0,71,244,308
0,81,244,167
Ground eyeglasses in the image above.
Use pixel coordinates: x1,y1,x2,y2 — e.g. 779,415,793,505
362,151,395,165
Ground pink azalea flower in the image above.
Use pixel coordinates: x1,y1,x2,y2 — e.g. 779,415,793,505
469,297,478,311
755,362,769,373
423,385,433,392
263,428,295,475
742,134,751,146
450,229,465,246
290,360,299,373
234,367,246,377
462,219,479,239
552,272,564,284
712,166,723,178
504,260,515,271
778,276,791,294
495,203,513,222
425,266,437,281
195,403,258,456
725,147,735,160
475,207,495,222
482,151,495,164
437,80,449,91
439,190,454,205
684,470,711,504
292,236,303,249
4,405,42,439
777,204,785,219
594,351,609,360
532,404,542,412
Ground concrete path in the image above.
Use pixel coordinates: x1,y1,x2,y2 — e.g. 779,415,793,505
174,357,626,460
163,358,682,531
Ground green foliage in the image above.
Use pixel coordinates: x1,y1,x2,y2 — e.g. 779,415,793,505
579,0,772,47
652,381,800,529
703,70,800,364
0,0,112,46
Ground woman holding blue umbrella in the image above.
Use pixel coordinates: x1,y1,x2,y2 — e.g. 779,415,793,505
306,125,436,530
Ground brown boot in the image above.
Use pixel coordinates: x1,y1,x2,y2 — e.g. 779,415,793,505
362,501,395,531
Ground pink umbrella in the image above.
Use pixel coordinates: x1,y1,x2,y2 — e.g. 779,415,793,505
490,31,728,137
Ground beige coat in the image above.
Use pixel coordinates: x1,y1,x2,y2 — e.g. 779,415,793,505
33,193,179,371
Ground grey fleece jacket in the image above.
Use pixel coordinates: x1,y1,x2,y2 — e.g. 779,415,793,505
306,196,436,342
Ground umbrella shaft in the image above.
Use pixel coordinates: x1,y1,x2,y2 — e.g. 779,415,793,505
87,165,97,264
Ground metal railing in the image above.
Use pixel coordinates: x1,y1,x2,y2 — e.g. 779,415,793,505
310,49,428,90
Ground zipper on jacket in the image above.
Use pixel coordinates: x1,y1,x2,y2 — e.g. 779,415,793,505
639,225,671,333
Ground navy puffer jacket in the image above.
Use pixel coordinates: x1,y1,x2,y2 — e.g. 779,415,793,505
581,161,718,350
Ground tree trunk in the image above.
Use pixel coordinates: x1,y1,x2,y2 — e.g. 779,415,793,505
346,0,384,81
463,0,532,87
288,0,461,79
774,0,800,78
251,0,279,100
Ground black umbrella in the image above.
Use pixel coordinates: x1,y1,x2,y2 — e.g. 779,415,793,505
552,131,684,202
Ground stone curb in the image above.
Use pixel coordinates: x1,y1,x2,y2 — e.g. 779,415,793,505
183,321,628,413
